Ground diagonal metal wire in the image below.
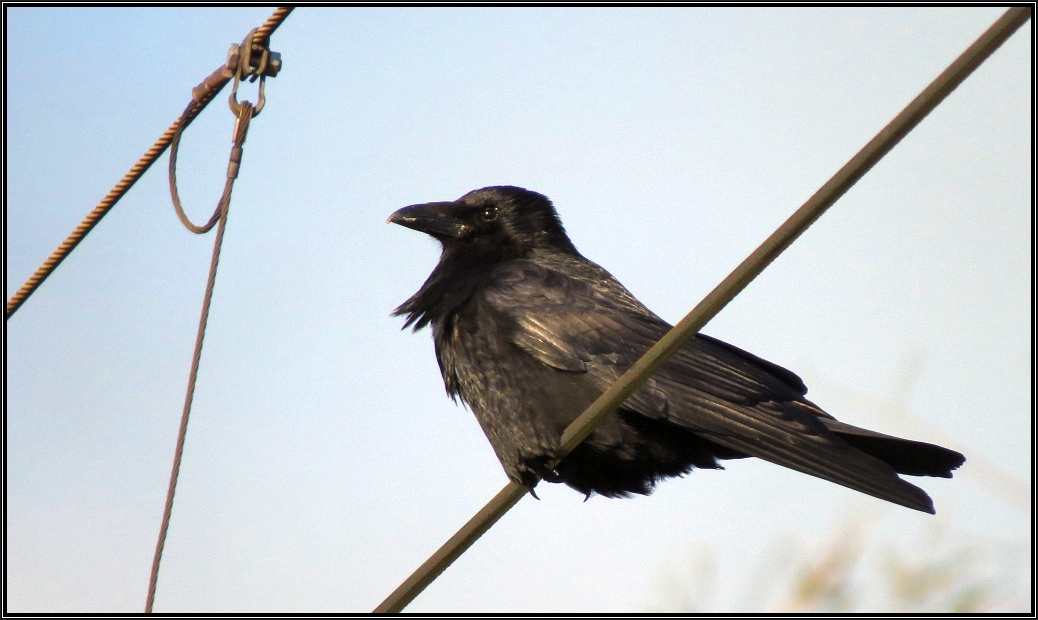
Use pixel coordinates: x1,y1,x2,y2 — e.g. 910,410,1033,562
374,6,1032,613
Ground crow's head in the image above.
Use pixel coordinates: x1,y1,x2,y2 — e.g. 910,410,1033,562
388,186,578,261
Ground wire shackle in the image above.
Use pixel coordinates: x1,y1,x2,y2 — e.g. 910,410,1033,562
171,25,278,234
229,27,276,117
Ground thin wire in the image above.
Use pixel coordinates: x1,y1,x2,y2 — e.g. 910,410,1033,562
4,6,293,320
373,6,1032,613
144,100,255,613
143,166,233,614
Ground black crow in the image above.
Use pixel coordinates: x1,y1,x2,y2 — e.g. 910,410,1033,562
389,186,964,513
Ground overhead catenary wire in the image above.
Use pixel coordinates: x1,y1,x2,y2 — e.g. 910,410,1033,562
373,6,1032,613
3,6,294,320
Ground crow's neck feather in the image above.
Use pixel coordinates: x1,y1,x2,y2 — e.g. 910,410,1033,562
393,250,501,332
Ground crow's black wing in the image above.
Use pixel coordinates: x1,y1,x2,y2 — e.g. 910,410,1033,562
484,256,936,513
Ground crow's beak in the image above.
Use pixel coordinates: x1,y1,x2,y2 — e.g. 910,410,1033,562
387,202,470,239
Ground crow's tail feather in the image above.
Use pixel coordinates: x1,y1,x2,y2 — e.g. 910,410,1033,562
821,420,966,478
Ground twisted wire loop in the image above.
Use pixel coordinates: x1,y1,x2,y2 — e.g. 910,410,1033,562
4,6,293,320
172,22,270,235
168,101,254,234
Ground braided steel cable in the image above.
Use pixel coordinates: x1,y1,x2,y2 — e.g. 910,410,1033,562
254,6,293,45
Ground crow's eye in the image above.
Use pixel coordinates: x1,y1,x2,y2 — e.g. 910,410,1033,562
480,206,498,222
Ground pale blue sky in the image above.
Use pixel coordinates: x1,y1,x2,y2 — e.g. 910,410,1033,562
6,7,1031,612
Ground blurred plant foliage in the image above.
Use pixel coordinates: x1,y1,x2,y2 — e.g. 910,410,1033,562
651,512,1029,613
